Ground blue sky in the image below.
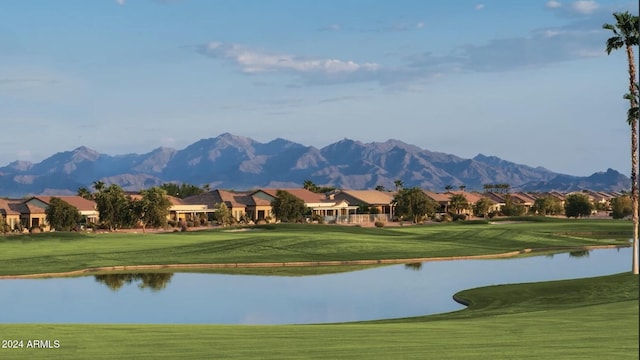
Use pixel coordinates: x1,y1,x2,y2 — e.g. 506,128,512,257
0,0,637,176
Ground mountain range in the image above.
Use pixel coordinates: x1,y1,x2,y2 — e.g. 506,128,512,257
0,133,630,197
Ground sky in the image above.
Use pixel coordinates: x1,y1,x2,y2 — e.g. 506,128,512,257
0,0,638,177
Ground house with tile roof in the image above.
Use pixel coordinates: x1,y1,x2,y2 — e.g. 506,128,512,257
0,198,22,232
33,196,100,223
331,190,396,214
183,190,251,222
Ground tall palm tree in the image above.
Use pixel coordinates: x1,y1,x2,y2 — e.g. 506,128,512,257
77,187,93,200
92,180,105,193
448,193,469,215
394,179,404,192
604,11,639,274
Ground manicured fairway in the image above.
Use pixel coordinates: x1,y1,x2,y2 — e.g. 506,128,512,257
0,273,637,359
0,219,636,359
0,219,631,276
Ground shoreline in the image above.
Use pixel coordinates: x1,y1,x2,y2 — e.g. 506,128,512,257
0,244,627,280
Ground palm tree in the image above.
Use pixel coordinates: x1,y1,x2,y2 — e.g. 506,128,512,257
77,187,93,200
394,179,404,192
92,180,105,193
604,11,639,274
448,194,469,215
303,179,318,192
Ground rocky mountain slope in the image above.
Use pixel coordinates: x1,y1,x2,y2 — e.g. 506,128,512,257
0,133,629,197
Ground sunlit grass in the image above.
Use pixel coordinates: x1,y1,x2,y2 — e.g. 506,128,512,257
0,219,631,276
0,272,636,359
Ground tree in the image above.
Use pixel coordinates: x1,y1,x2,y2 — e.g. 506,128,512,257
393,187,438,223
459,185,466,192
444,184,453,192
92,180,105,193
483,184,494,193
611,195,633,219
77,187,93,200
303,180,318,192
45,197,82,231
131,187,172,232
394,180,404,192
94,184,129,231
160,183,204,199
375,185,386,192
271,190,306,222
448,194,469,215
564,193,594,218
501,195,525,216
531,196,564,216
604,11,639,274
473,198,494,218
0,214,7,234
214,202,233,226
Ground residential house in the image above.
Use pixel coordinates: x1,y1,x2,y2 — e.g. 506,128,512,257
255,188,358,223
34,196,100,224
423,191,452,214
330,190,396,222
507,192,537,214
16,196,100,231
0,198,22,231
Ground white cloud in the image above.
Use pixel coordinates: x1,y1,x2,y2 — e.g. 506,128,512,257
322,24,341,31
115,0,126,5
415,22,425,29
544,29,561,37
546,0,562,8
570,0,599,14
201,42,380,77
475,4,485,10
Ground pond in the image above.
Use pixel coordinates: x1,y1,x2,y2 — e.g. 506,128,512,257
0,247,632,325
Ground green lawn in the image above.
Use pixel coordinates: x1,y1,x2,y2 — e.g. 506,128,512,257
0,219,637,359
0,273,636,359
0,219,631,276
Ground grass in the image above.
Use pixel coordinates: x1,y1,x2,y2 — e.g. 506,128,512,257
0,272,636,359
0,219,632,276
0,219,636,359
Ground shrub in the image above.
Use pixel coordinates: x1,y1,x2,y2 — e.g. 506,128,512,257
452,214,467,221
374,221,385,228
29,226,42,233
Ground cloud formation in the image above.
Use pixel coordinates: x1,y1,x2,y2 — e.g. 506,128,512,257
115,0,125,5
571,0,599,14
199,4,616,88
200,42,380,84
546,0,562,9
475,4,486,11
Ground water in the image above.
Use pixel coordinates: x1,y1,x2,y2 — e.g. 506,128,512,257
0,247,631,324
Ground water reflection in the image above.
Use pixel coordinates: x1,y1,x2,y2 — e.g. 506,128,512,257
404,262,423,271
568,250,590,258
94,273,173,291
0,247,632,324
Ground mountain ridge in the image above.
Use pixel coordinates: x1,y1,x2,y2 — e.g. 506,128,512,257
0,133,629,197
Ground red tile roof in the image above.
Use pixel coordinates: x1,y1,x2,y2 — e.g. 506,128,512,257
32,196,97,212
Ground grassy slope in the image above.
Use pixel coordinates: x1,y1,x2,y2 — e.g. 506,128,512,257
0,220,631,276
0,273,637,360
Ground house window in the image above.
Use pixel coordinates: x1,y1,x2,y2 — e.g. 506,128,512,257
31,218,40,228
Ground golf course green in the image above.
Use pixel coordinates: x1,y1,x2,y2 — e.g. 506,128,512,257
0,219,637,359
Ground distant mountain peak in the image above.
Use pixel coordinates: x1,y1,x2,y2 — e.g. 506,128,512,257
0,132,629,197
